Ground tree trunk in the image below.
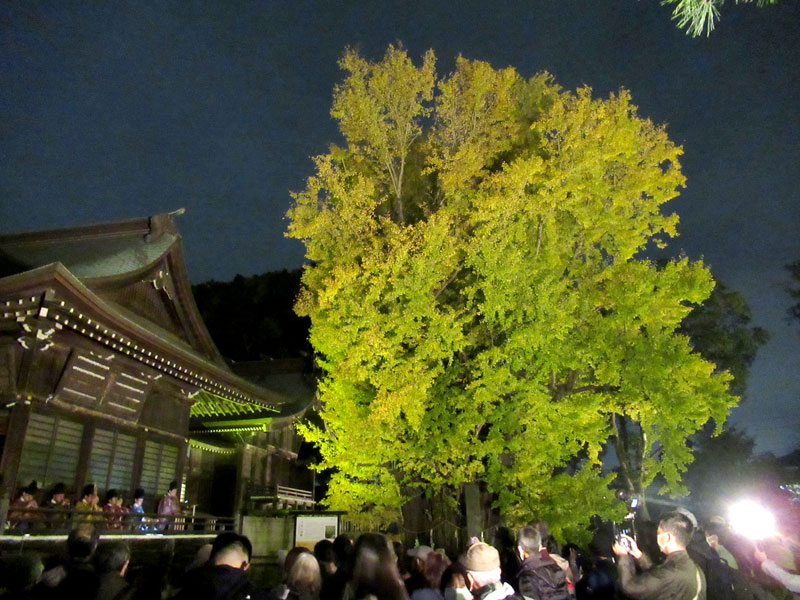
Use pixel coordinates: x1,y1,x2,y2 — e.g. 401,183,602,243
402,492,431,548
430,488,463,557
464,482,482,540
612,413,651,521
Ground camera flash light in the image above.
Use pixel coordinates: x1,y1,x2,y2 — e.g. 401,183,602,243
728,500,776,540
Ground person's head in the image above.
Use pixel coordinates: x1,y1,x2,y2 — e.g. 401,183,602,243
420,550,450,590
351,533,407,600
287,551,322,595
82,483,98,502
314,538,336,572
704,520,728,549
674,507,698,530
283,546,312,580
211,533,252,570
50,482,66,503
332,533,354,569
105,489,119,505
657,512,694,554
133,488,145,506
463,542,501,591
168,480,179,496
187,544,213,572
21,481,38,501
516,526,543,559
494,526,515,550
531,520,560,554
94,541,131,576
0,553,44,592
67,524,100,560
392,541,409,577
440,562,469,596
587,528,615,559
531,521,550,541
407,545,433,574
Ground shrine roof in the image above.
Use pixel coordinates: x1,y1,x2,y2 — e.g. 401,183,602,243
0,213,311,416
0,215,175,281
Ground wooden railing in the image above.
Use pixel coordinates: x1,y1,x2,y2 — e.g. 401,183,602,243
247,483,314,509
3,507,235,536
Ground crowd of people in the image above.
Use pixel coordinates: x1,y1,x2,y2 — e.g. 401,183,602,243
2,509,799,600
6,480,183,533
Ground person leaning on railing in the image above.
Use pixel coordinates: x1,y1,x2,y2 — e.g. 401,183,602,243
45,482,72,529
156,480,182,531
9,481,40,532
128,487,150,531
74,483,104,524
103,489,129,530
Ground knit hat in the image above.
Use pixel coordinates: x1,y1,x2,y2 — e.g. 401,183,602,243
408,545,433,560
464,542,500,572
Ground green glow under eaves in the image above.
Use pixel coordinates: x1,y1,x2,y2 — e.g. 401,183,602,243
189,389,279,418
197,417,273,429
189,439,237,454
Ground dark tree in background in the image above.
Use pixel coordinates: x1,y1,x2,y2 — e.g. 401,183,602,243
680,278,769,397
193,269,311,362
683,427,800,522
788,260,800,325
682,427,760,515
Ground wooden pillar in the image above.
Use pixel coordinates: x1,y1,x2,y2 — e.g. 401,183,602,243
464,482,482,540
265,452,273,485
131,432,146,497
184,445,201,507
233,448,245,524
0,404,31,526
74,420,96,494
232,445,251,525
175,439,188,496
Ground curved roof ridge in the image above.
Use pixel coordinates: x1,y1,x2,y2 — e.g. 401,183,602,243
0,212,229,367
0,262,287,409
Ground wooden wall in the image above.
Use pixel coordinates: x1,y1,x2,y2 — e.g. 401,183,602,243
5,402,187,509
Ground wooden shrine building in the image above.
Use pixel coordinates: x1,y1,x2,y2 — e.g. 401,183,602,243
0,213,314,526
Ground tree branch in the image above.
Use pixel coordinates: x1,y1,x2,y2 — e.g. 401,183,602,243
433,269,461,299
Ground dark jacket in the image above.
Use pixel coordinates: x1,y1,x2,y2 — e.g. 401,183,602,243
95,572,135,600
617,549,706,600
516,554,570,600
575,557,617,600
53,558,100,599
171,564,266,600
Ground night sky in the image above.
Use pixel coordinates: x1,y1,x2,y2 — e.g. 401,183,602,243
2,1,799,454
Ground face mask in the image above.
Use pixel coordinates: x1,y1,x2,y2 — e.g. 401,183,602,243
445,587,472,600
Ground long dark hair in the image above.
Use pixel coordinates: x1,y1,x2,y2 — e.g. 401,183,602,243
351,533,408,600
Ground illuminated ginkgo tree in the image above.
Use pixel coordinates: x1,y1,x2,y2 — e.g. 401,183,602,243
287,45,736,543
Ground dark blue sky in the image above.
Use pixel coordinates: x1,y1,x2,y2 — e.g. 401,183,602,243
2,1,798,454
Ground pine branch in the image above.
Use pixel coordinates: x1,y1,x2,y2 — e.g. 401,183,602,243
662,0,779,37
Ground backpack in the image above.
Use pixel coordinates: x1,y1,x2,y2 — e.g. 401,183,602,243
704,553,736,599
521,561,571,600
